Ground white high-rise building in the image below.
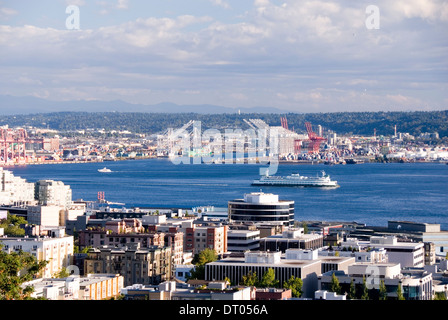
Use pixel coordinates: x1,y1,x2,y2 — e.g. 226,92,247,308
0,167,35,206
35,180,73,209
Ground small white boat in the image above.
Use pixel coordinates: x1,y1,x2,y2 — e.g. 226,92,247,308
98,167,112,173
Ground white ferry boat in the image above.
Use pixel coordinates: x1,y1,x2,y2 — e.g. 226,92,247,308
98,167,112,173
252,171,339,188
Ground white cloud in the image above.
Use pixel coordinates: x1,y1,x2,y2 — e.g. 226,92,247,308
0,7,18,19
116,0,129,10
209,0,230,9
65,0,85,6
0,1,446,112
387,0,448,22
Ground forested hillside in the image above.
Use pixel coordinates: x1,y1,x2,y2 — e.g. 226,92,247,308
1,110,447,138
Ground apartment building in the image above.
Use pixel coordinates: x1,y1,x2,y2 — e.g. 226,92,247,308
0,231,74,278
79,228,165,249
35,180,73,209
84,243,173,286
185,224,227,256
0,167,35,205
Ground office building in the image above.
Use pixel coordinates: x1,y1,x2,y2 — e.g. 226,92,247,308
120,280,254,300
205,250,321,298
318,262,433,300
259,228,323,252
227,229,260,252
369,236,425,268
228,192,294,227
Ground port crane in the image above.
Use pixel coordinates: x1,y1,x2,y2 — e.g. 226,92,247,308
305,122,326,153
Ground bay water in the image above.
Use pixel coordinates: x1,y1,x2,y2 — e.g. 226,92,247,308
8,159,448,230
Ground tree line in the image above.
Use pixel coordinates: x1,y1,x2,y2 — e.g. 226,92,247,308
1,110,447,138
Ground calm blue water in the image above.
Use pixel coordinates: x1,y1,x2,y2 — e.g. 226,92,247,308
7,159,448,230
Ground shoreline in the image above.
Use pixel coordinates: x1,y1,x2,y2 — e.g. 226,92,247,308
1,156,446,168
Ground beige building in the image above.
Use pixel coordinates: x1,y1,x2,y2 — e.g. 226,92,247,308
22,274,124,300
79,274,124,300
0,232,74,278
27,205,64,227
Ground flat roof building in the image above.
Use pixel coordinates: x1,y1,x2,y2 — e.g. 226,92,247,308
205,250,321,298
259,228,323,252
228,192,294,227
227,229,260,252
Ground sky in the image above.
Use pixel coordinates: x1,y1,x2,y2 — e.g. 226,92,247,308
0,0,447,113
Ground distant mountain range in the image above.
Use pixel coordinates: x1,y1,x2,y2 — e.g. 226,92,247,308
0,94,287,115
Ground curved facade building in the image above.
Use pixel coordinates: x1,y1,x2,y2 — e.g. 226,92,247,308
228,192,294,227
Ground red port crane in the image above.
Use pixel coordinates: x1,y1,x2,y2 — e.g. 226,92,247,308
305,122,326,154
0,128,27,164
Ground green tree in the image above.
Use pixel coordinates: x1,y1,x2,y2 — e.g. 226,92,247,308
187,248,218,280
241,271,258,287
330,272,341,294
396,283,405,300
347,279,356,300
283,275,303,297
53,267,70,279
361,276,369,300
379,280,387,300
260,268,279,288
301,222,309,234
193,248,218,266
0,245,48,300
0,214,28,237
74,246,92,254
434,292,447,300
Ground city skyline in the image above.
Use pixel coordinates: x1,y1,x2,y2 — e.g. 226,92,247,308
0,0,447,114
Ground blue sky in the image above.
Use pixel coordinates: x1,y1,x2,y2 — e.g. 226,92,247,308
0,0,447,113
